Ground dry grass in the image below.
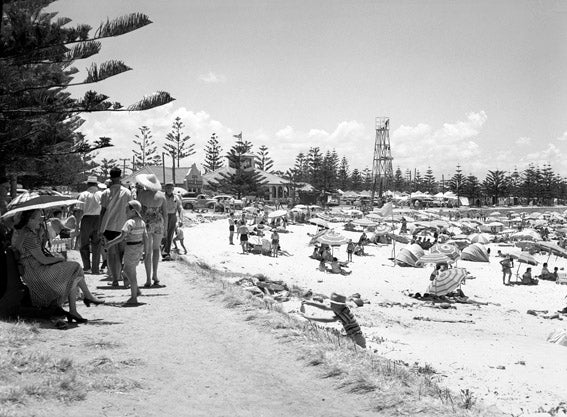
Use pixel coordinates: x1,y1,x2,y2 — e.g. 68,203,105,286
0,322,142,417
180,258,497,416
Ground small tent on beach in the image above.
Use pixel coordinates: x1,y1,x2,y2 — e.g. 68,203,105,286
395,244,425,267
461,243,490,262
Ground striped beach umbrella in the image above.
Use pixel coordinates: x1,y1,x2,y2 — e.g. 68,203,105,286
3,189,80,218
416,253,454,266
316,230,349,246
427,267,468,296
468,233,491,244
430,243,460,260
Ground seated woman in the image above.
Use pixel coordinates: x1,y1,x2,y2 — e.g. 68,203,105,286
520,267,538,285
330,257,351,275
317,259,329,272
538,262,555,281
310,245,322,260
321,246,333,262
12,209,104,323
354,243,365,256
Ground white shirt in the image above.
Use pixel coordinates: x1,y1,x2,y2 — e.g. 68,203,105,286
78,186,102,215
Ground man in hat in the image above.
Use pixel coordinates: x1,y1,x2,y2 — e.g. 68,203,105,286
77,175,102,274
99,168,132,286
162,183,182,260
300,292,366,348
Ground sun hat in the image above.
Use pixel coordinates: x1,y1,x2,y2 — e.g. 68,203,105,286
136,174,161,192
85,175,98,184
329,292,347,305
128,200,142,217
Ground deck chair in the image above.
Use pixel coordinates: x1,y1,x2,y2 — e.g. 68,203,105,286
261,239,272,256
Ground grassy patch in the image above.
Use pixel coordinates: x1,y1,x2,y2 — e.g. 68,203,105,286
0,320,141,414
179,258,495,416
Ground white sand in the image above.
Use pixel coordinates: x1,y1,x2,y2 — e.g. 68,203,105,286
180,213,567,414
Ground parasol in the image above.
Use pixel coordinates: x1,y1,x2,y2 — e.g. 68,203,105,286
427,267,468,296
416,253,454,266
267,209,288,219
3,189,80,218
535,241,567,262
468,232,491,244
309,217,330,229
353,218,378,228
316,230,349,246
430,243,461,260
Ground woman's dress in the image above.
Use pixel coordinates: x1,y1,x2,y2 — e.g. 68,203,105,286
14,228,83,308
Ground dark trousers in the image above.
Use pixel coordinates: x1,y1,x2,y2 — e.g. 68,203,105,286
80,215,101,272
163,213,177,256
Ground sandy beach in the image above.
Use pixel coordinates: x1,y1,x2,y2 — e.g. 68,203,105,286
179,209,567,415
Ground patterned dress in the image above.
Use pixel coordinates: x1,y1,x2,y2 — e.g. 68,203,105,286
141,206,164,235
13,228,83,308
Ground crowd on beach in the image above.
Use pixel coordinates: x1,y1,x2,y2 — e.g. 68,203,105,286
2,174,567,349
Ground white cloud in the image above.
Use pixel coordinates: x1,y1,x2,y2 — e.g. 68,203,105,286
557,131,567,142
515,137,532,145
391,111,487,177
198,72,227,83
522,144,567,173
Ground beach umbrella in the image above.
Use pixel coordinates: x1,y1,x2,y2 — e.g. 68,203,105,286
316,230,349,246
353,218,378,228
416,253,454,266
535,242,567,259
461,243,490,262
387,232,411,244
490,211,501,216
468,233,491,244
294,204,307,209
509,252,538,265
372,224,391,236
267,209,288,219
430,243,460,260
427,267,468,296
2,189,80,218
308,217,330,229
510,229,541,241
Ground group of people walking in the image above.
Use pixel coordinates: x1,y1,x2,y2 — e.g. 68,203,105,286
8,168,185,322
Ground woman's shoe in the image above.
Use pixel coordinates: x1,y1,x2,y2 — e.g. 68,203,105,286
83,297,105,307
67,313,88,324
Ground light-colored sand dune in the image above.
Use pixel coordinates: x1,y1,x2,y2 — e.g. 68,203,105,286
180,212,567,415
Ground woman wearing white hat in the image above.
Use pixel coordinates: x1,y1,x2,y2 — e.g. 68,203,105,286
135,174,167,288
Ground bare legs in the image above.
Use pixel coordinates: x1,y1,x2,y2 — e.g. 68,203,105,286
123,263,139,304
144,233,162,286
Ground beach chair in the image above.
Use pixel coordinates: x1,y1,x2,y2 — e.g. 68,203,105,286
556,272,567,285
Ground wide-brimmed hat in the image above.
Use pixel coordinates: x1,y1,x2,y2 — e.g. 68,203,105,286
85,175,98,184
136,174,161,192
127,200,142,217
329,292,347,305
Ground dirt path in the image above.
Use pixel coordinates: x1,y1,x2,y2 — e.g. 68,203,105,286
38,260,378,417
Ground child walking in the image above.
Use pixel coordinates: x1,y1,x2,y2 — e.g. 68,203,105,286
105,200,146,305
173,222,187,254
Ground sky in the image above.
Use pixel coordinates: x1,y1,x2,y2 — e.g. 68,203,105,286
48,0,567,180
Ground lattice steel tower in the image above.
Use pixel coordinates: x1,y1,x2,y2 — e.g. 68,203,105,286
370,116,393,201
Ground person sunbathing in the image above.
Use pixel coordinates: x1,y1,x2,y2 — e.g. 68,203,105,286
330,257,351,275
317,259,329,272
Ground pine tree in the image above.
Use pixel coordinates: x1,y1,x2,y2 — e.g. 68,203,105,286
307,147,323,189
0,1,174,194
207,134,267,198
393,167,404,192
483,170,508,205
423,166,436,194
98,158,118,178
255,145,274,172
293,153,308,183
163,117,195,184
337,157,350,190
202,133,224,173
351,169,363,191
448,165,465,203
133,126,160,168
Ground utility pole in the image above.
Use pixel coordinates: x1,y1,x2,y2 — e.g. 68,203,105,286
119,158,129,176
